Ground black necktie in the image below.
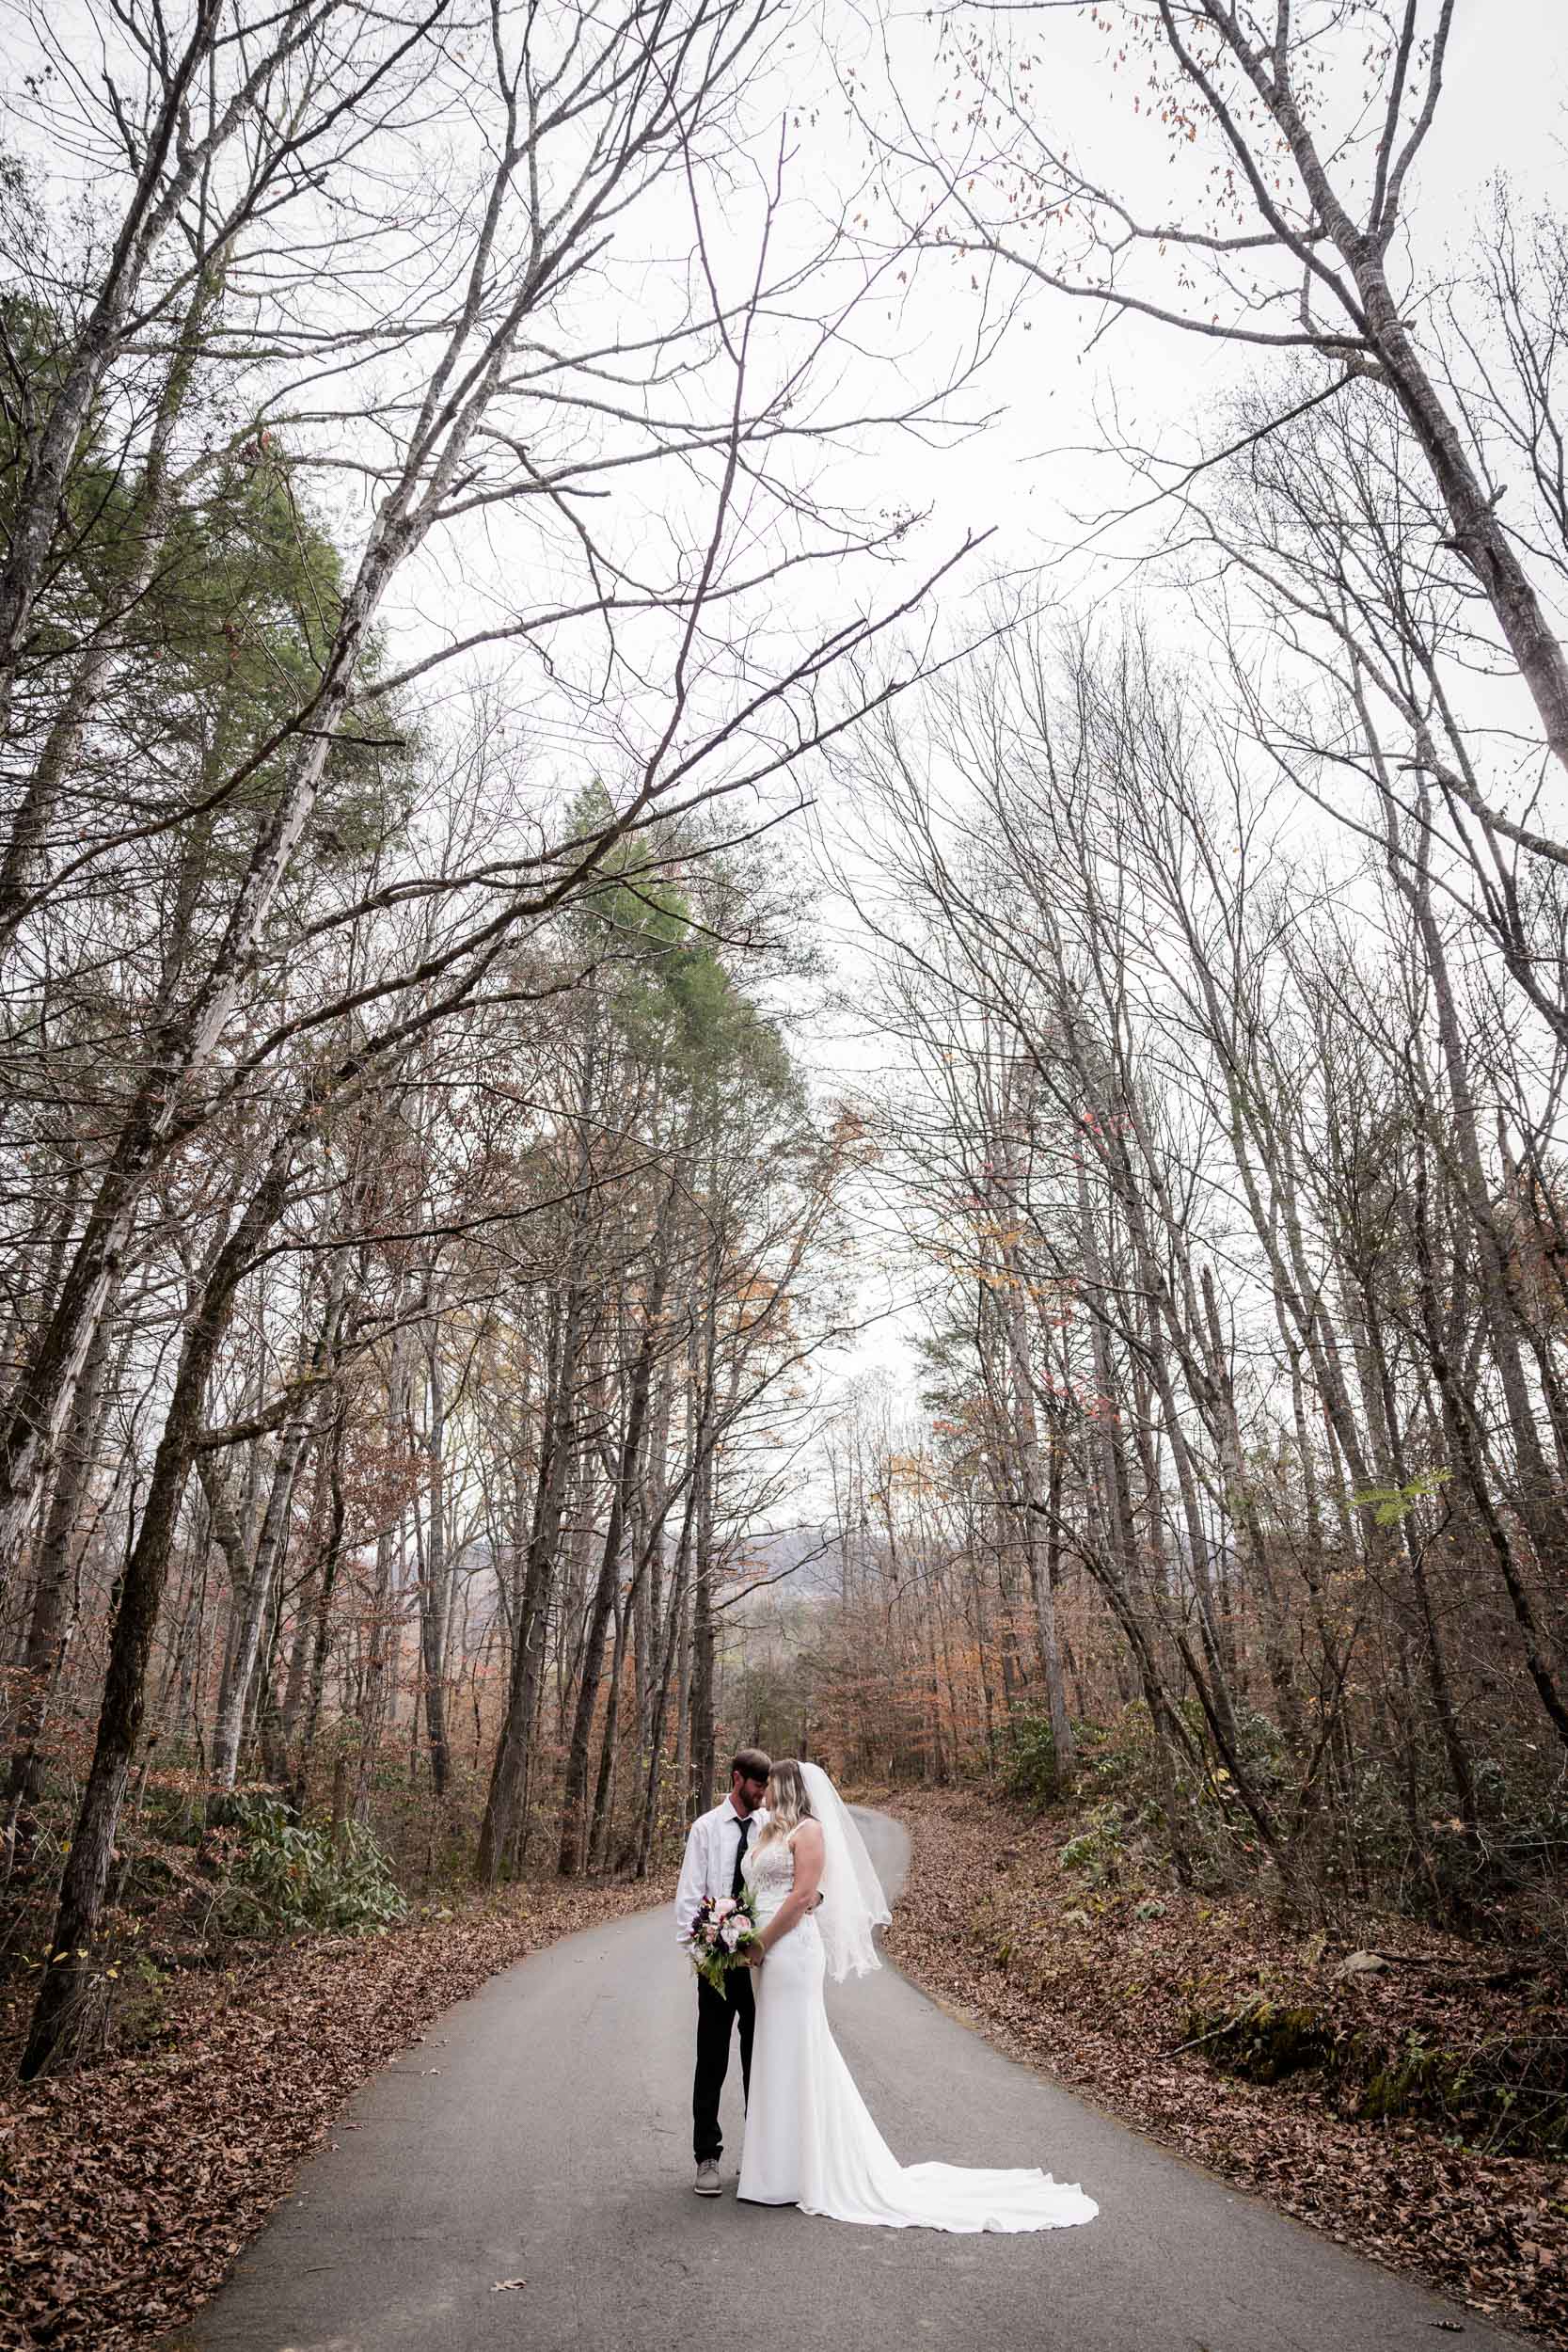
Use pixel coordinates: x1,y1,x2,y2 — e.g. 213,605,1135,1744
731,1814,752,1899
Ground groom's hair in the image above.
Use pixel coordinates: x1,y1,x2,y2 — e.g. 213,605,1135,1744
731,1746,770,1784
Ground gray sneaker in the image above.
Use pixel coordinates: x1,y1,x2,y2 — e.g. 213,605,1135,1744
694,2161,721,2197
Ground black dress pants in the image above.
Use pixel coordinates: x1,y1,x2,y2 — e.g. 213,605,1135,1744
692,1965,754,2163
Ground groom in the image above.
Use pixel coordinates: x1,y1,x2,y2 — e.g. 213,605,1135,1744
674,1745,771,2196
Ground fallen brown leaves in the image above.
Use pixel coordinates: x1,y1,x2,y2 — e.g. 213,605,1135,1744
0,1873,672,2352
879,1787,1566,2347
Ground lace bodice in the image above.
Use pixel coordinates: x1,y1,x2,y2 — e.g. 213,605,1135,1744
742,1827,799,1925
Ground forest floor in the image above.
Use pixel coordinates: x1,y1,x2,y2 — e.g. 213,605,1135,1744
877,1785,1566,2347
0,1870,675,2352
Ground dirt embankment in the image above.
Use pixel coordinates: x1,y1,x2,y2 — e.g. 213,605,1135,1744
877,1785,1565,2346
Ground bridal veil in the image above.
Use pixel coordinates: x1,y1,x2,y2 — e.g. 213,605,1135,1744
800,1761,892,1981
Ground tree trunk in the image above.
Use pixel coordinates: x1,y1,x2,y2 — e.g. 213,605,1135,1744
475,1280,585,1881
3,1311,113,1814
22,1136,296,2078
558,1236,672,1877
637,1486,697,1876
417,1327,452,1800
211,1270,343,1788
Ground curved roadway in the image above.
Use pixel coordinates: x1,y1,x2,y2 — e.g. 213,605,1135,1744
175,1809,1531,2352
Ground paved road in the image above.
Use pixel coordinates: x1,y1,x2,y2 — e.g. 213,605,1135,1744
175,1812,1530,2352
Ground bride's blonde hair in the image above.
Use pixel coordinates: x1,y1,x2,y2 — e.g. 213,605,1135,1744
756,1758,814,1851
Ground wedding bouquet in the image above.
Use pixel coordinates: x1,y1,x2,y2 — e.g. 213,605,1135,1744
682,1891,758,1991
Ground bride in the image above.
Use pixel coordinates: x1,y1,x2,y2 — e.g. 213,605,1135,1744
736,1758,1098,2233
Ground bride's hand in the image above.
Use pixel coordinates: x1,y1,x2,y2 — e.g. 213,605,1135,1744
745,1942,766,1968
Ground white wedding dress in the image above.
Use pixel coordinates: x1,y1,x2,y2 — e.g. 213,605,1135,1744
737,1821,1098,2233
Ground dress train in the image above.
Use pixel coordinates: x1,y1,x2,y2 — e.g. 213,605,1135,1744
737,1829,1097,2233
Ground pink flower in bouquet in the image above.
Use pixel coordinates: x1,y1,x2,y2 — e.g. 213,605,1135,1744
683,1887,754,1988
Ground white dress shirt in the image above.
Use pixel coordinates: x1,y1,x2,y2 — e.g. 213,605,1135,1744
673,1796,769,1946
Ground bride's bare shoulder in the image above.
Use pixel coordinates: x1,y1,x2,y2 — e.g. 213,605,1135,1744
788,1816,825,1849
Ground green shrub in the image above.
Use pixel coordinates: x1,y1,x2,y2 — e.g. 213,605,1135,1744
1058,1801,1127,1886
219,1795,407,1936
1075,1709,1144,1792
1003,1711,1063,1809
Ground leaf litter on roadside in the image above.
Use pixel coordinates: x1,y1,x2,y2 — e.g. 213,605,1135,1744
879,1788,1566,2349
0,1873,671,2352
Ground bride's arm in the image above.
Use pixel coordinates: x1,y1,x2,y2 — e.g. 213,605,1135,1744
752,1820,825,1957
